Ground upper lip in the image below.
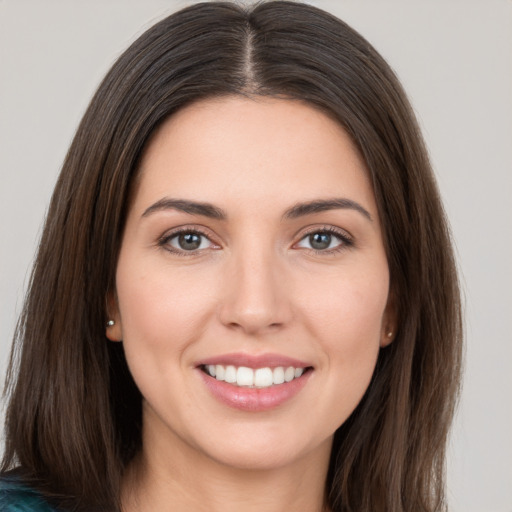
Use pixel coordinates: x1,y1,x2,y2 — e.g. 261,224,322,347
196,352,312,369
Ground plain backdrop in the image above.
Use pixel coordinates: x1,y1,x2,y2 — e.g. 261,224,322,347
1,1,511,511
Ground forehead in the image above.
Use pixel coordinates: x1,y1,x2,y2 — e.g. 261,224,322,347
133,96,377,219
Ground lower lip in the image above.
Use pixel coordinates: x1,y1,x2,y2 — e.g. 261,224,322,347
198,369,312,412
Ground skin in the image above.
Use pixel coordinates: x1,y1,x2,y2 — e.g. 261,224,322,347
107,96,395,512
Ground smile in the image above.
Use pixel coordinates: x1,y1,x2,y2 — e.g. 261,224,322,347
196,354,314,411
202,364,306,388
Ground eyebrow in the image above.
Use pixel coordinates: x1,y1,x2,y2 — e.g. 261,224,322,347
283,198,373,221
142,198,227,220
141,197,372,222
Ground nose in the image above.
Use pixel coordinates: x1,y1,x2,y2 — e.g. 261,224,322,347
218,246,292,336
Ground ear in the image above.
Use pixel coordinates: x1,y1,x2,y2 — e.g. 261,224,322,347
105,291,123,342
380,292,398,348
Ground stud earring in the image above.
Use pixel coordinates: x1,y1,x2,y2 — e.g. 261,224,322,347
387,331,393,338
107,320,115,327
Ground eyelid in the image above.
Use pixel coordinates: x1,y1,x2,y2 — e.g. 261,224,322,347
157,225,221,255
157,223,353,255
292,224,354,252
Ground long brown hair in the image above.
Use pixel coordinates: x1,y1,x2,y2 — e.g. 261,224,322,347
1,2,463,511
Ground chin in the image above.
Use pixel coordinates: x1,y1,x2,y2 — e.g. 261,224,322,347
195,426,333,472
209,445,307,472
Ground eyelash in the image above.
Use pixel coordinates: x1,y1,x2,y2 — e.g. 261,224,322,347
157,225,354,256
158,227,218,257
296,226,354,254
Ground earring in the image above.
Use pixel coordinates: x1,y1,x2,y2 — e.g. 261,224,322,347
107,320,115,327
387,331,393,338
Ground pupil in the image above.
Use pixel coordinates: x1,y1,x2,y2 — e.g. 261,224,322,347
310,232,331,250
179,233,201,250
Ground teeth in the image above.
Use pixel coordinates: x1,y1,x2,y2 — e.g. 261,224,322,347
224,365,237,383
237,366,254,387
215,365,225,381
204,364,307,388
273,367,285,385
284,366,295,382
254,368,273,387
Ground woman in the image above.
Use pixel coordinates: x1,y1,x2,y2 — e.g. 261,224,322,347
0,1,462,511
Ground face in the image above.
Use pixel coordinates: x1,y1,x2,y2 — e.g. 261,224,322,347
108,96,394,472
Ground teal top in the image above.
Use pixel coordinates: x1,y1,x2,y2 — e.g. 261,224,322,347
0,479,58,511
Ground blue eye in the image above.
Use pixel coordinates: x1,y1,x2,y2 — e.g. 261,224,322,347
163,230,214,252
296,229,351,252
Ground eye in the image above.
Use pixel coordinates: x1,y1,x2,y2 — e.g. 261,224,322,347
160,229,217,254
295,228,352,252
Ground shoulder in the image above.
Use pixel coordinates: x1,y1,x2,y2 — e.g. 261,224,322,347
0,478,58,512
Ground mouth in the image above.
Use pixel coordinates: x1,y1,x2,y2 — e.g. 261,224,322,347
195,354,314,411
199,364,313,388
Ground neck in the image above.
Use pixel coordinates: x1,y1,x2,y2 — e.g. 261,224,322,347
121,421,332,512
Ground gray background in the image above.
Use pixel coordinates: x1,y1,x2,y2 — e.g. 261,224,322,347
1,1,511,510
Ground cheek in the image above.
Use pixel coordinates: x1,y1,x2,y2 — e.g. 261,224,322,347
299,264,389,345
300,272,388,429
114,259,222,419
297,262,389,400
115,258,218,365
